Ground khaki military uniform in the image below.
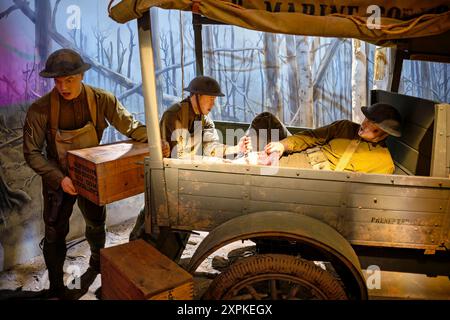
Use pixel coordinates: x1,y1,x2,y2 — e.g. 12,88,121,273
160,98,237,158
23,84,147,292
23,84,147,190
281,120,395,174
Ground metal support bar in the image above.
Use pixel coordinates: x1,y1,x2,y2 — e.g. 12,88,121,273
137,11,163,166
138,11,165,235
193,13,204,76
390,49,407,93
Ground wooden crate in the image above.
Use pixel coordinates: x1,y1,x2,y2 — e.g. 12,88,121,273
100,240,193,300
67,140,149,205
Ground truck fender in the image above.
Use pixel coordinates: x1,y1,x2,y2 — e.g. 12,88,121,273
187,211,368,299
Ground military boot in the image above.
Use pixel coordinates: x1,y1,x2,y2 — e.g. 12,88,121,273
43,239,67,299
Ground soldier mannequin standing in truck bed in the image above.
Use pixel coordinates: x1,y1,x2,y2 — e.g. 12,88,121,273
130,76,251,254
160,75,250,159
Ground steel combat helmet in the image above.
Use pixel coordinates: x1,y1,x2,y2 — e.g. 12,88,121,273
361,103,402,137
39,49,91,78
183,76,225,97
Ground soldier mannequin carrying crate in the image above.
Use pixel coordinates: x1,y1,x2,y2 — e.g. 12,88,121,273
22,49,170,299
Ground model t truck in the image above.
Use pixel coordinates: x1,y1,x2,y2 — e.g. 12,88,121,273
107,0,450,299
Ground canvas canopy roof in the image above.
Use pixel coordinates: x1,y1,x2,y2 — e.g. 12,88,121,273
109,0,450,45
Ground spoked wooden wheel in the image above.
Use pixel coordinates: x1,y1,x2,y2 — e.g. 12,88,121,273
203,254,348,300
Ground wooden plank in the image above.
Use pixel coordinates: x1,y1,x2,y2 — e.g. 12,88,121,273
250,186,342,207
342,223,439,245
341,172,450,188
167,159,450,188
431,104,447,177
447,131,450,176
177,203,342,231
152,168,172,225
387,139,431,176
348,183,449,200
165,167,179,226
144,159,153,233
446,103,450,177
179,195,243,211
179,169,245,185
398,122,432,155
442,183,450,250
251,175,345,192
346,193,446,213
179,180,245,199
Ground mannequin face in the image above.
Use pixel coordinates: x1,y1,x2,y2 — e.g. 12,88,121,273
358,118,389,143
193,95,216,115
54,73,83,100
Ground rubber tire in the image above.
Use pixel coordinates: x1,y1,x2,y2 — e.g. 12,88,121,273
203,254,348,300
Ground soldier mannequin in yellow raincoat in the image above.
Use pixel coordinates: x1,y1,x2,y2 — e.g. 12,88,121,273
263,103,402,174
23,49,169,299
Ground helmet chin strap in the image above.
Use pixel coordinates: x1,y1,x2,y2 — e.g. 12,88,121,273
195,94,202,115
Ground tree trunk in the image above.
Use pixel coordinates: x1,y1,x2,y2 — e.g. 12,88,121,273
421,61,431,99
313,38,343,126
258,37,265,115
415,61,421,97
263,33,282,121
203,25,214,80
126,23,136,79
168,12,177,96
351,39,367,123
296,36,313,127
213,27,222,101
35,0,51,93
231,27,236,118
285,35,299,125
313,39,342,99
443,64,448,102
